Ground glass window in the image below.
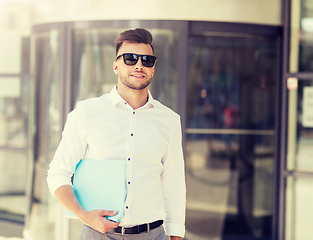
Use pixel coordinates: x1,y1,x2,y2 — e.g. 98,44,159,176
72,28,179,111
287,79,313,172
0,77,28,222
292,0,313,72
26,30,62,240
0,77,29,148
0,45,29,230
0,149,27,221
186,33,278,240
286,176,313,240
0,31,22,74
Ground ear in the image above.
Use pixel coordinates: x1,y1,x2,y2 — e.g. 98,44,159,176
113,61,118,75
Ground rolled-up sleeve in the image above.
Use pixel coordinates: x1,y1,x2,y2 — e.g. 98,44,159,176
47,102,87,196
161,116,186,237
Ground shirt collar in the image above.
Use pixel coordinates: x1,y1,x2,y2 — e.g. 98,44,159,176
109,85,156,109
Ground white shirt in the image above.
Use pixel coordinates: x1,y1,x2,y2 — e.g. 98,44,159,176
47,86,186,237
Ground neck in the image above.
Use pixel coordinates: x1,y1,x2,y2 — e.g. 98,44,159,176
117,82,149,109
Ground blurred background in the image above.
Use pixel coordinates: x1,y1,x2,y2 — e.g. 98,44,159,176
0,0,313,239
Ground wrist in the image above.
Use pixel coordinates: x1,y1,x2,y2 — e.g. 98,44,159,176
75,207,87,220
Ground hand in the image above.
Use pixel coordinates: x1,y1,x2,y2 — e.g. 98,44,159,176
79,209,120,233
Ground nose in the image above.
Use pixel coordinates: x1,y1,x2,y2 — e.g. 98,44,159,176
134,57,144,70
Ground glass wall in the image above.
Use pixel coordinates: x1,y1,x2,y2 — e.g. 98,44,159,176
27,22,185,240
285,0,313,239
0,76,29,224
287,79,313,172
26,30,62,240
0,17,30,238
27,21,281,240
185,33,278,240
285,79,313,240
298,0,313,71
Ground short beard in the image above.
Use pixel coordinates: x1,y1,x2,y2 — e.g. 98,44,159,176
120,76,151,90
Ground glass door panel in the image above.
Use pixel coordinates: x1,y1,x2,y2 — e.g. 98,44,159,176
286,176,313,240
297,0,313,72
186,33,278,240
285,79,313,240
287,2,313,239
26,30,62,240
0,76,29,224
287,79,313,172
0,35,29,230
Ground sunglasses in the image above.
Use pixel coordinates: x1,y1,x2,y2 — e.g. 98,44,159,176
116,53,157,67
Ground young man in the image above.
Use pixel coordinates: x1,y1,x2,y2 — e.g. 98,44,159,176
47,28,186,240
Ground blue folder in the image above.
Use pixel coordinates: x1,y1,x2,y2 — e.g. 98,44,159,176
67,159,126,222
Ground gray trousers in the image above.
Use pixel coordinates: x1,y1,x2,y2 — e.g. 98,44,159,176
79,225,168,240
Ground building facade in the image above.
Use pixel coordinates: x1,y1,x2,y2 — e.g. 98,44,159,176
1,0,313,240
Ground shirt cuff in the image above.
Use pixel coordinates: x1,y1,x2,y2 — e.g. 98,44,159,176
164,222,185,238
47,175,72,197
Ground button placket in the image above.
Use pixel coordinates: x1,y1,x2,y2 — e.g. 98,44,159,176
123,109,137,224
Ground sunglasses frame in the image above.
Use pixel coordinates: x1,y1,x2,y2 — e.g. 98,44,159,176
116,53,157,68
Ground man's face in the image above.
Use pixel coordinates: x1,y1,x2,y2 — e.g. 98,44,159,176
113,42,155,91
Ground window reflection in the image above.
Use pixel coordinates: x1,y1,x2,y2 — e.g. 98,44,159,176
186,33,278,240
187,34,277,131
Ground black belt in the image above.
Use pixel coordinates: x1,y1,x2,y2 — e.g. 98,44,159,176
113,220,163,234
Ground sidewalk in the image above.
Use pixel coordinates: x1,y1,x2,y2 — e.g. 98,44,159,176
0,220,24,240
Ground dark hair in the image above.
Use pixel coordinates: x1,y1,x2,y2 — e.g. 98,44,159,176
115,28,154,55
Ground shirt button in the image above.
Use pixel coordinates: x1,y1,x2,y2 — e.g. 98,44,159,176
126,206,128,209
128,182,130,184
124,102,127,105
131,133,133,136
128,158,130,161
133,111,135,114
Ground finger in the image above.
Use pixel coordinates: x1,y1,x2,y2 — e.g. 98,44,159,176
105,219,120,228
102,210,117,216
100,210,118,216
108,210,118,216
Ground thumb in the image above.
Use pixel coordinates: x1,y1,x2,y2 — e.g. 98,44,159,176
109,210,118,216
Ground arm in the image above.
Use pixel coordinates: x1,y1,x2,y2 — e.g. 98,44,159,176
162,117,186,238
47,103,119,233
54,185,119,233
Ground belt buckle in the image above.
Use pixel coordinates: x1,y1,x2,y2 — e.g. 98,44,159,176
121,226,125,235
146,223,150,233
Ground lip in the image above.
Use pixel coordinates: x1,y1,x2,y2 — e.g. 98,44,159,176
130,72,146,78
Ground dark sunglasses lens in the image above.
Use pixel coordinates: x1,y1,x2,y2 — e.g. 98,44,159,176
142,56,156,67
123,54,138,65
122,54,156,67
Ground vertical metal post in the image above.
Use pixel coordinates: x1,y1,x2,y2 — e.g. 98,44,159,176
177,21,189,149
54,22,70,240
278,0,291,239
